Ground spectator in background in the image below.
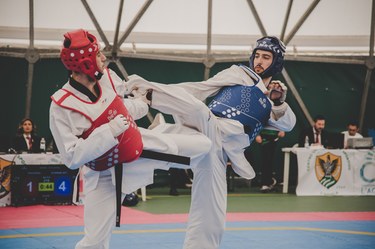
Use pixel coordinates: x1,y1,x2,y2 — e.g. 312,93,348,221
342,121,363,148
255,80,287,192
169,168,193,196
12,118,41,153
255,129,285,192
298,115,329,147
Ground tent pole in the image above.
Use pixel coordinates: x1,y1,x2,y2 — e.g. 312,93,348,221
81,0,111,49
112,0,124,56
117,0,154,47
281,69,313,126
284,0,320,45
280,0,293,41
359,68,373,132
358,0,375,132
204,0,213,80
25,0,35,118
246,0,267,37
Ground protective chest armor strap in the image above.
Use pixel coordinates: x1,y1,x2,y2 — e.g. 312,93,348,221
208,66,272,144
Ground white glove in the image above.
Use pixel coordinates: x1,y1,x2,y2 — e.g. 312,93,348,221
268,80,287,105
109,114,129,137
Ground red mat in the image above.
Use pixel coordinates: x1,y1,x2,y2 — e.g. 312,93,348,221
1,205,374,229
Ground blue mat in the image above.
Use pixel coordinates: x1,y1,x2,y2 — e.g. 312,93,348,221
1,221,374,249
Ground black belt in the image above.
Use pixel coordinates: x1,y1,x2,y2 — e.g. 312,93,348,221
140,149,190,165
115,150,191,227
115,163,123,227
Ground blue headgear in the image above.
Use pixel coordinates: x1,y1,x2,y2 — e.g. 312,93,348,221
249,36,286,79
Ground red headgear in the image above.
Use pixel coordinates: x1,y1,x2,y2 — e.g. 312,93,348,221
60,29,103,80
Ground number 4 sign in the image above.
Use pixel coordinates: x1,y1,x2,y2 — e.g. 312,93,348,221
54,176,72,196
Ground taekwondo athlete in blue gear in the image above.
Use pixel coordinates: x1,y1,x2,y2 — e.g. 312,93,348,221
126,36,296,249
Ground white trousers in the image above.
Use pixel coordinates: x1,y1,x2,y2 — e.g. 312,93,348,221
75,172,116,249
150,84,229,249
76,123,212,249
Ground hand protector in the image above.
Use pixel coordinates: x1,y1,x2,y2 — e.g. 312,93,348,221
268,80,287,106
109,114,129,137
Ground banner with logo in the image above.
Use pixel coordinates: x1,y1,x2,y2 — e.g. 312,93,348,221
295,148,375,196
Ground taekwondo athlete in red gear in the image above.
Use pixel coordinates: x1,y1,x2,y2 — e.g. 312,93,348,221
49,29,211,249
126,36,296,249
56,30,143,171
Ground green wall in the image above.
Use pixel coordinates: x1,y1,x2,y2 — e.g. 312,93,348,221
0,57,68,150
1,56,374,185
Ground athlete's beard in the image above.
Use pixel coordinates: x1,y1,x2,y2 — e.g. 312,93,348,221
254,65,264,74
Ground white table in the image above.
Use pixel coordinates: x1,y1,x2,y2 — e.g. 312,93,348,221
281,147,375,195
281,147,294,194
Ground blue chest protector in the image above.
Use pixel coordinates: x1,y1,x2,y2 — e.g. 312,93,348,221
208,66,272,144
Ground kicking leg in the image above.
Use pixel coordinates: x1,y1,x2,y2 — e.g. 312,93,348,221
126,75,213,135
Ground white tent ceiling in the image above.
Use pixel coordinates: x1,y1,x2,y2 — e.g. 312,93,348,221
0,0,374,128
0,0,373,59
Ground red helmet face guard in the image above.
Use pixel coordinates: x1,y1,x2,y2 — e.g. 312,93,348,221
60,29,103,80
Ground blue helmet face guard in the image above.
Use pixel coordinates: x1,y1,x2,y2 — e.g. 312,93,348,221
249,36,286,79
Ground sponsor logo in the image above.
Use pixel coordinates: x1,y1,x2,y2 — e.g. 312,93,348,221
258,97,268,108
107,109,118,121
315,152,342,189
360,161,375,183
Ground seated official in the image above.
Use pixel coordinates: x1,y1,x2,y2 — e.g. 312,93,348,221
11,118,42,153
341,121,363,149
298,115,329,147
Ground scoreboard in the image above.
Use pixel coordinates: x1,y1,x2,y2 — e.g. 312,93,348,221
10,164,78,206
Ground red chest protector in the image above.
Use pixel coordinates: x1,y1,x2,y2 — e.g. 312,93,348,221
52,69,143,171
81,95,143,171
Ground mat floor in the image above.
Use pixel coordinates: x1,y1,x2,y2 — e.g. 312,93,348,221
1,189,374,249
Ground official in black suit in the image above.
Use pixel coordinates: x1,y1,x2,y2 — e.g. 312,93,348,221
298,115,329,147
12,118,42,153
